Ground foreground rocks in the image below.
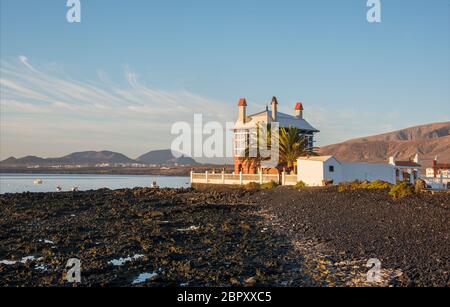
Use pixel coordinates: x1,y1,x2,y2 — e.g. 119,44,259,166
255,187,449,287
0,186,448,287
0,188,311,287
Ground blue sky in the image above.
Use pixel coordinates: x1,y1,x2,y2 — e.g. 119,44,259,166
1,0,449,160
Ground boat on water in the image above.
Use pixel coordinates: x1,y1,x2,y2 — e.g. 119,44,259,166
33,179,43,185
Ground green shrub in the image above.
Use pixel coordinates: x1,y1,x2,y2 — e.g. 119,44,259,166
260,181,279,190
295,181,307,189
338,184,347,192
338,180,392,192
366,180,393,190
338,180,362,192
244,182,261,190
338,183,349,192
388,182,414,199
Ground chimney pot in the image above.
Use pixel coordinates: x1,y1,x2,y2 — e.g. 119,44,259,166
238,98,247,107
295,102,304,119
389,156,395,165
238,98,247,123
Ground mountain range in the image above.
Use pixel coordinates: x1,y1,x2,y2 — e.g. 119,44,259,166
2,122,449,169
319,121,450,168
0,149,199,167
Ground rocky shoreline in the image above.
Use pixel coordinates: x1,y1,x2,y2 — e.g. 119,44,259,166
255,187,449,287
0,186,448,287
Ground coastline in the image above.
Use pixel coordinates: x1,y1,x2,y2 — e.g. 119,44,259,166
0,186,448,287
0,165,233,177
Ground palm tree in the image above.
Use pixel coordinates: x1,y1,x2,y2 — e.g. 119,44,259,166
240,125,316,173
278,126,317,171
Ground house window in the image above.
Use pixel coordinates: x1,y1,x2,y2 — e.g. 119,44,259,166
329,165,335,173
308,135,314,148
234,130,249,157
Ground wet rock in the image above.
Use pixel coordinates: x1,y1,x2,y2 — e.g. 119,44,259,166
0,187,306,287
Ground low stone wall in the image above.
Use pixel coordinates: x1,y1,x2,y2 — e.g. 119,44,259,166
191,171,298,186
284,174,298,186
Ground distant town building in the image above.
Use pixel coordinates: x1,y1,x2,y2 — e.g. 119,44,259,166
426,157,450,178
26,165,41,169
130,163,148,168
388,154,421,184
232,97,319,174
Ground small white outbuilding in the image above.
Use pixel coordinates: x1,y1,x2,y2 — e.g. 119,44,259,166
297,156,396,186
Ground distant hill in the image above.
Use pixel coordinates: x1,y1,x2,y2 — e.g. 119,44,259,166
0,150,199,167
48,151,135,165
137,149,199,166
0,151,135,167
319,122,450,168
1,156,46,166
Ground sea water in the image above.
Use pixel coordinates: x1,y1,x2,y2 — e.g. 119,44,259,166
0,173,190,194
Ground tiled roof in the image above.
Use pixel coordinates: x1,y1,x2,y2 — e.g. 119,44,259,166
233,110,319,132
298,156,335,162
395,161,421,167
434,163,450,169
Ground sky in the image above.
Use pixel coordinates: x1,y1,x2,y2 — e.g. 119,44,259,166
0,0,449,161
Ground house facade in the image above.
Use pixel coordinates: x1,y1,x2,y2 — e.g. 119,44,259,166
296,154,425,187
232,96,319,174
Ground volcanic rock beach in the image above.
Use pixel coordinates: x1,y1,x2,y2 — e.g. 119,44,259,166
255,187,449,287
0,186,448,287
0,188,308,287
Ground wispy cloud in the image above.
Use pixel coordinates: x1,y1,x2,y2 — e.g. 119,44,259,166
18,55,37,72
0,56,232,159
0,56,417,160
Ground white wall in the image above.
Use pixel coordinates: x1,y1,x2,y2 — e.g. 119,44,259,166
341,162,396,184
297,157,397,186
297,160,326,186
323,158,343,184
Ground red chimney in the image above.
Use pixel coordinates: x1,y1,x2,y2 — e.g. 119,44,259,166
295,102,304,119
238,98,247,123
